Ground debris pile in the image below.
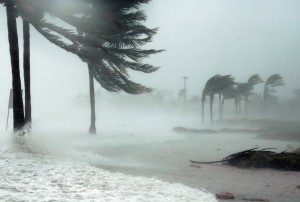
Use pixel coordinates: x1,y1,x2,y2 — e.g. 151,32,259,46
191,148,300,171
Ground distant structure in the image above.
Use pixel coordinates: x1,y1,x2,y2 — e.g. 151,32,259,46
178,77,188,111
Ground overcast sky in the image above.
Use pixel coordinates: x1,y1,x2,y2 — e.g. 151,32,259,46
1,0,300,115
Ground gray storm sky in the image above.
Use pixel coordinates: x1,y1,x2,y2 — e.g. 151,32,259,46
1,0,300,115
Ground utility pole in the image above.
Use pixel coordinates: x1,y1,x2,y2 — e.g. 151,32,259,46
183,77,188,111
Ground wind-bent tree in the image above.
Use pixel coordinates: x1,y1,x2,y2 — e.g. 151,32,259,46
244,74,263,116
202,75,235,122
13,0,162,133
236,74,263,117
4,0,25,131
263,74,284,115
220,86,237,119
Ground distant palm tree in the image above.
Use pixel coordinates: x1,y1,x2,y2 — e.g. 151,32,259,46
245,74,263,116
236,74,263,117
263,74,284,115
220,86,238,119
202,75,235,122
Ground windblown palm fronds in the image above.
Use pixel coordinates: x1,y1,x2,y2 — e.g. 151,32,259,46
6,0,162,94
202,75,235,122
265,74,284,91
263,74,284,115
236,74,263,117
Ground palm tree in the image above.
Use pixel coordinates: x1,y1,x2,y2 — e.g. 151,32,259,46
202,75,235,123
4,0,25,131
245,74,263,116
263,74,284,115
15,0,161,93
3,0,161,133
220,86,238,119
236,74,263,117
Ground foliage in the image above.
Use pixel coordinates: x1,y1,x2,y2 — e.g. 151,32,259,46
203,74,235,95
264,74,284,94
2,0,162,94
237,74,263,98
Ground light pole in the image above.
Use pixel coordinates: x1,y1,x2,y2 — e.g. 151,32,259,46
183,77,188,111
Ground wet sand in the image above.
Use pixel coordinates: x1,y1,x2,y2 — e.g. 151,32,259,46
94,132,300,202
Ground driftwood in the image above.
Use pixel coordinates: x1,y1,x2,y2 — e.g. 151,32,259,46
190,148,300,171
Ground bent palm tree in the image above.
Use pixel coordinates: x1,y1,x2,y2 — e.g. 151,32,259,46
236,74,263,117
245,74,263,116
2,0,162,132
263,74,284,115
202,75,235,123
15,0,162,93
220,86,237,119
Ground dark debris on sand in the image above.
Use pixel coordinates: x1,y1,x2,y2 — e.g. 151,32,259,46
191,148,300,171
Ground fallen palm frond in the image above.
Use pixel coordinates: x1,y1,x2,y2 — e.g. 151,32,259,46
190,148,300,171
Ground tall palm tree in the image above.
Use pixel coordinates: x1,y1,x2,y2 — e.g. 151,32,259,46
4,0,161,133
202,75,235,123
16,0,161,93
4,0,25,131
263,74,284,115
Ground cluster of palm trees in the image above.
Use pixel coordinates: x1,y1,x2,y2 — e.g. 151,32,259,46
202,74,284,122
2,0,161,133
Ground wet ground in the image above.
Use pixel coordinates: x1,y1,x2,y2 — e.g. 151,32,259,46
92,132,300,202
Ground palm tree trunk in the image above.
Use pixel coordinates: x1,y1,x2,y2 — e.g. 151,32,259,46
221,97,225,120
263,88,267,116
218,93,221,120
23,20,31,124
245,95,248,118
235,97,238,119
6,2,25,131
210,93,214,123
88,66,96,134
238,95,241,118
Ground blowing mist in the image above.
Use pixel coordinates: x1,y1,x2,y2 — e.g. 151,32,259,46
1,0,300,202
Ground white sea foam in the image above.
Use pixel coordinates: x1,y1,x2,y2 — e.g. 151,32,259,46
0,136,217,202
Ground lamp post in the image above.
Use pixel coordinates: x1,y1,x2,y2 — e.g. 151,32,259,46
183,77,188,111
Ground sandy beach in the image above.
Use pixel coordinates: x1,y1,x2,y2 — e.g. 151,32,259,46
89,123,300,202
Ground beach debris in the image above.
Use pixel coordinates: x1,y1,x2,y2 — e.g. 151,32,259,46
190,147,300,171
216,192,235,200
173,127,217,134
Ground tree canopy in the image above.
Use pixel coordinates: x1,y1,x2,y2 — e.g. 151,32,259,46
2,0,162,94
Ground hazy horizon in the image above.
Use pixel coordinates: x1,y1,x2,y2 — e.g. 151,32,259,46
1,0,300,123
